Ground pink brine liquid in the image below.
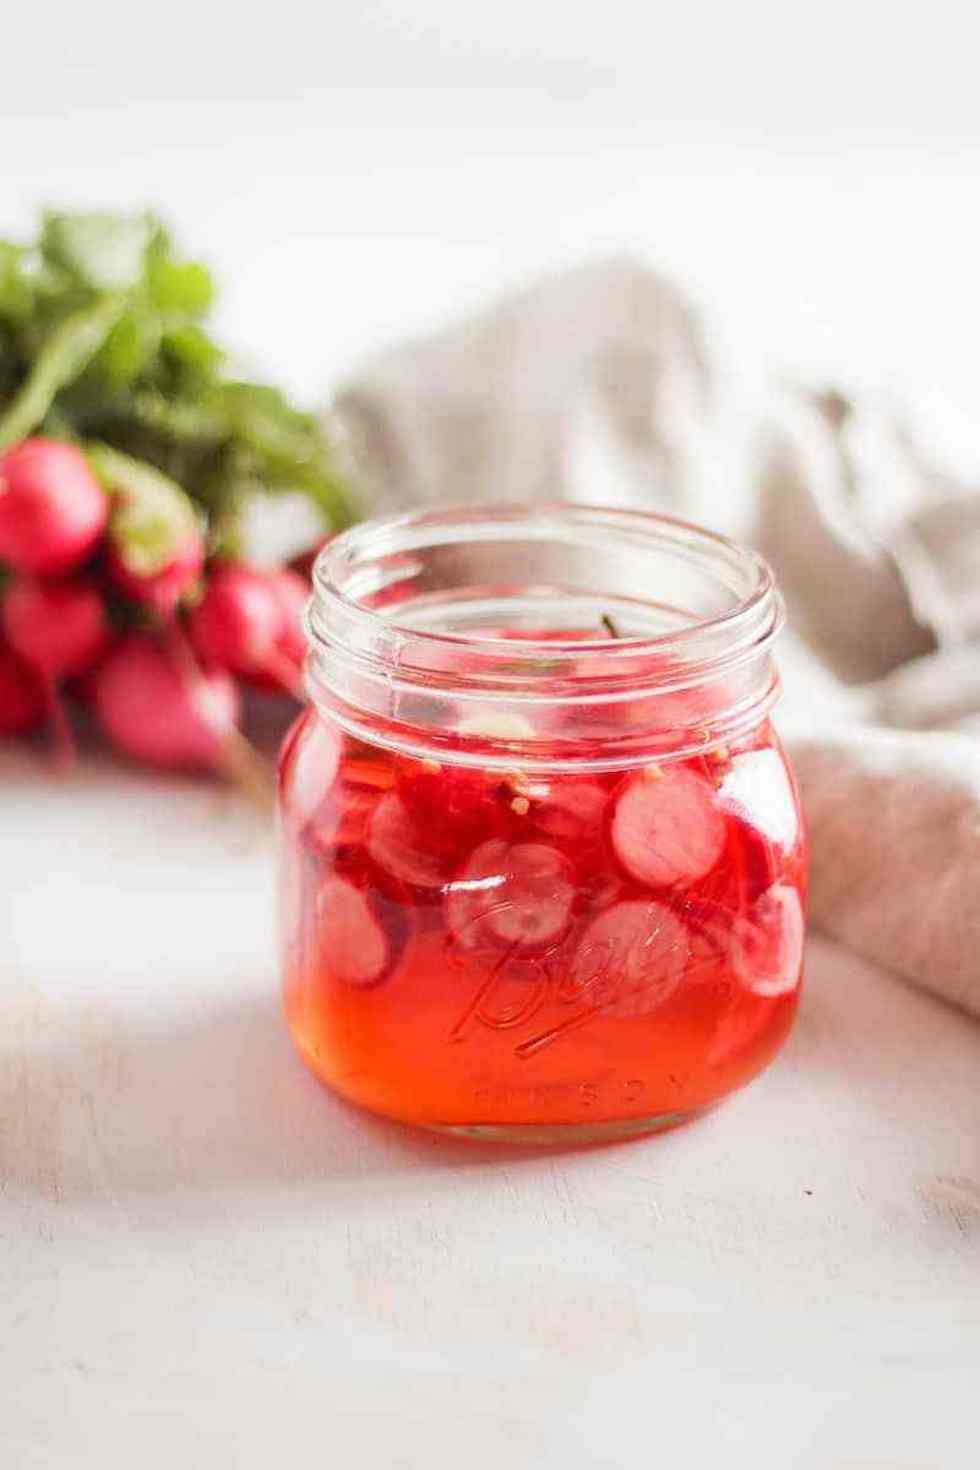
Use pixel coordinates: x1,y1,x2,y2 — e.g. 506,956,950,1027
279,630,807,1141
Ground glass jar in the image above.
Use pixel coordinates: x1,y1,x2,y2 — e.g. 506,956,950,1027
278,504,807,1143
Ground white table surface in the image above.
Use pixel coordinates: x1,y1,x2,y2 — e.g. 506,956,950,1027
2,743,978,1469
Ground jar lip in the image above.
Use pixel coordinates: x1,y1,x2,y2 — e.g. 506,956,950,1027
312,501,779,666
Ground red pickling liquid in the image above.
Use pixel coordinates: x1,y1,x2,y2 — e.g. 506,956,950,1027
279,634,807,1139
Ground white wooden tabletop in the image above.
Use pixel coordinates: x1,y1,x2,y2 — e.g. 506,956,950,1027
2,743,978,1469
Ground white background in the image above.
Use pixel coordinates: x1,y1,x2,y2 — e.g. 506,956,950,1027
6,0,980,440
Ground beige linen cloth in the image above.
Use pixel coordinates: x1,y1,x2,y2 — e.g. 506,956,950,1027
332,259,980,1019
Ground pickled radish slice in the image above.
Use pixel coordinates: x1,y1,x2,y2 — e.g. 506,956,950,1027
731,884,804,996
531,780,609,841
567,899,688,1016
368,793,452,891
611,766,725,889
447,840,575,951
317,877,389,986
397,761,501,854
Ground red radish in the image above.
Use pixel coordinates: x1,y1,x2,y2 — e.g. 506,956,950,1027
446,839,575,951
397,760,503,856
2,576,112,766
269,568,310,670
611,764,725,889
0,643,45,736
0,439,107,576
308,795,374,868
316,876,391,986
190,563,283,672
108,531,204,618
566,899,689,1016
368,793,454,893
65,638,119,705
2,577,110,680
676,812,778,947
530,779,609,842
189,563,307,695
92,632,240,772
731,884,804,997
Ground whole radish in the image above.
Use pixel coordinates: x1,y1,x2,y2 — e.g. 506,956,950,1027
2,577,112,765
0,439,108,576
189,563,284,677
0,643,46,737
92,632,240,772
2,577,111,681
189,562,306,695
88,444,205,619
107,530,204,619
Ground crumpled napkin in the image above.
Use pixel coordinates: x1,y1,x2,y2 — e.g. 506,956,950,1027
332,258,980,1019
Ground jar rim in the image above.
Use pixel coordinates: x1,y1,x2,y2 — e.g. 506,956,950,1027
311,502,780,666
306,503,785,770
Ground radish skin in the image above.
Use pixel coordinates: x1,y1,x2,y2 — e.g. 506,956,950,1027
108,532,204,619
0,644,45,736
93,633,240,772
2,578,110,680
0,439,107,575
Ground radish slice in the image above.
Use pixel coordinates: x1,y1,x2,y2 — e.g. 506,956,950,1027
531,781,609,841
368,793,452,891
316,877,390,986
446,840,575,951
611,766,725,889
731,884,804,996
566,899,689,1016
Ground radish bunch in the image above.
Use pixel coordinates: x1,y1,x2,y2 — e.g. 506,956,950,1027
0,435,318,776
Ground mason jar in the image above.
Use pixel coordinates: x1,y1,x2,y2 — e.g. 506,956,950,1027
278,503,807,1143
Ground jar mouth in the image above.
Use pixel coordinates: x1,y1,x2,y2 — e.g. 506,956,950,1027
307,503,784,769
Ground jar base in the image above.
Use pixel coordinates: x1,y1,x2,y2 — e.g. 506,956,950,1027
420,1110,703,1145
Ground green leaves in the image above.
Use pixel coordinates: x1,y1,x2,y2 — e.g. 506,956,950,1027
147,256,214,318
0,243,32,324
40,211,156,293
0,295,124,450
89,442,200,576
0,208,355,539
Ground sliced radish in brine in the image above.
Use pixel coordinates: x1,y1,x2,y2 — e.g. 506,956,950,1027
368,793,453,891
611,765,725,889
317,877,390,986
731,884,804,996
531,780,610,842
565,899,689,1016
446,840,575,951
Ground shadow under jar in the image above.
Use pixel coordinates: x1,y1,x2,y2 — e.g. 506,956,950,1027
278,504,807,1143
